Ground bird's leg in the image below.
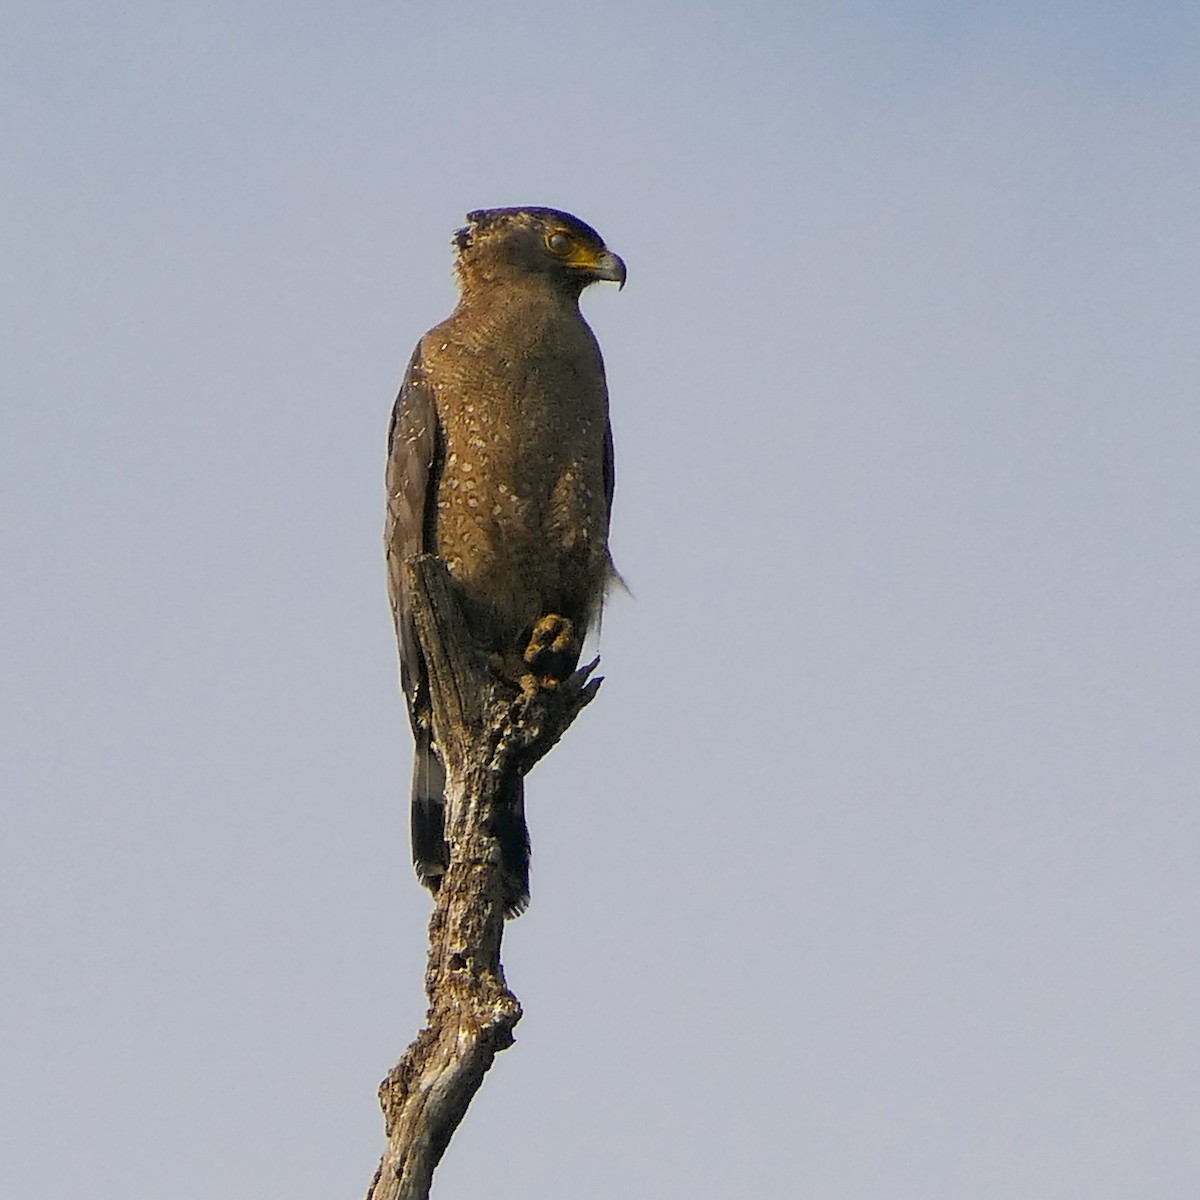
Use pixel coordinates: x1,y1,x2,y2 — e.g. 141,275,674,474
522,614,579,690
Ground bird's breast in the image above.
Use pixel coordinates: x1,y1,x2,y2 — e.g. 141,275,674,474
424,317,610,645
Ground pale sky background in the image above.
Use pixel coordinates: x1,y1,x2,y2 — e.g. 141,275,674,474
3,2,1198,1197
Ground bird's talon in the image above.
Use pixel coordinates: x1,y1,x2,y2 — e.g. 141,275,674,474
523,614,575,663
565,656,601,689
522,614,580,684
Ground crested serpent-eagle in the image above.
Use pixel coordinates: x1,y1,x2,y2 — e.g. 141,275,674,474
385,207,626,916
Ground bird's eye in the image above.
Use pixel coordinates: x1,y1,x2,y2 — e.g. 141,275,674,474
546,231,573,256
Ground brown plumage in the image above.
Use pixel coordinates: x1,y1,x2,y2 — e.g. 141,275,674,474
385,207,625,915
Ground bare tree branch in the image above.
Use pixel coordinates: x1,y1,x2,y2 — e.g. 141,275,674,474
365,556,601,1200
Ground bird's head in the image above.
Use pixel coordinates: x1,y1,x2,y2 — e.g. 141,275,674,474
452,207,626,297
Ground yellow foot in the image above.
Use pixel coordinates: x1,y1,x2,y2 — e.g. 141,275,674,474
522,614,579,686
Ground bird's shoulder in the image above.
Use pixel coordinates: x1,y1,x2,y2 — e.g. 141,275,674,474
386,345,436,458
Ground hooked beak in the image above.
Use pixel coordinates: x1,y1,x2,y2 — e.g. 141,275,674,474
591,250,627,290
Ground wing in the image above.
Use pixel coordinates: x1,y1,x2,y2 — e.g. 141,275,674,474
384,343,441,729
385,343,452,885
602,418,615,521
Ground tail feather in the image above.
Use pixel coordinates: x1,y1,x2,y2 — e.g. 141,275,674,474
410,734,530,918
492,772,530,918
410,731,448,890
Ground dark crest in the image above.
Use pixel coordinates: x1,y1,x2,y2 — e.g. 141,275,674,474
453,207,603,253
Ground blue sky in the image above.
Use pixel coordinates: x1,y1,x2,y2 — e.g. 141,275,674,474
3,3,1198,1197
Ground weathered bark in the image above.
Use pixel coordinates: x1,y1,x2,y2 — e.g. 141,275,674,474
365,555,600,1200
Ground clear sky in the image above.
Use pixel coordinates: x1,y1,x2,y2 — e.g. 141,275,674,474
3,2,1198,1197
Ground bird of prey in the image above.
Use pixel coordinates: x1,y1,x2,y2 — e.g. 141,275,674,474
385,207,625,916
